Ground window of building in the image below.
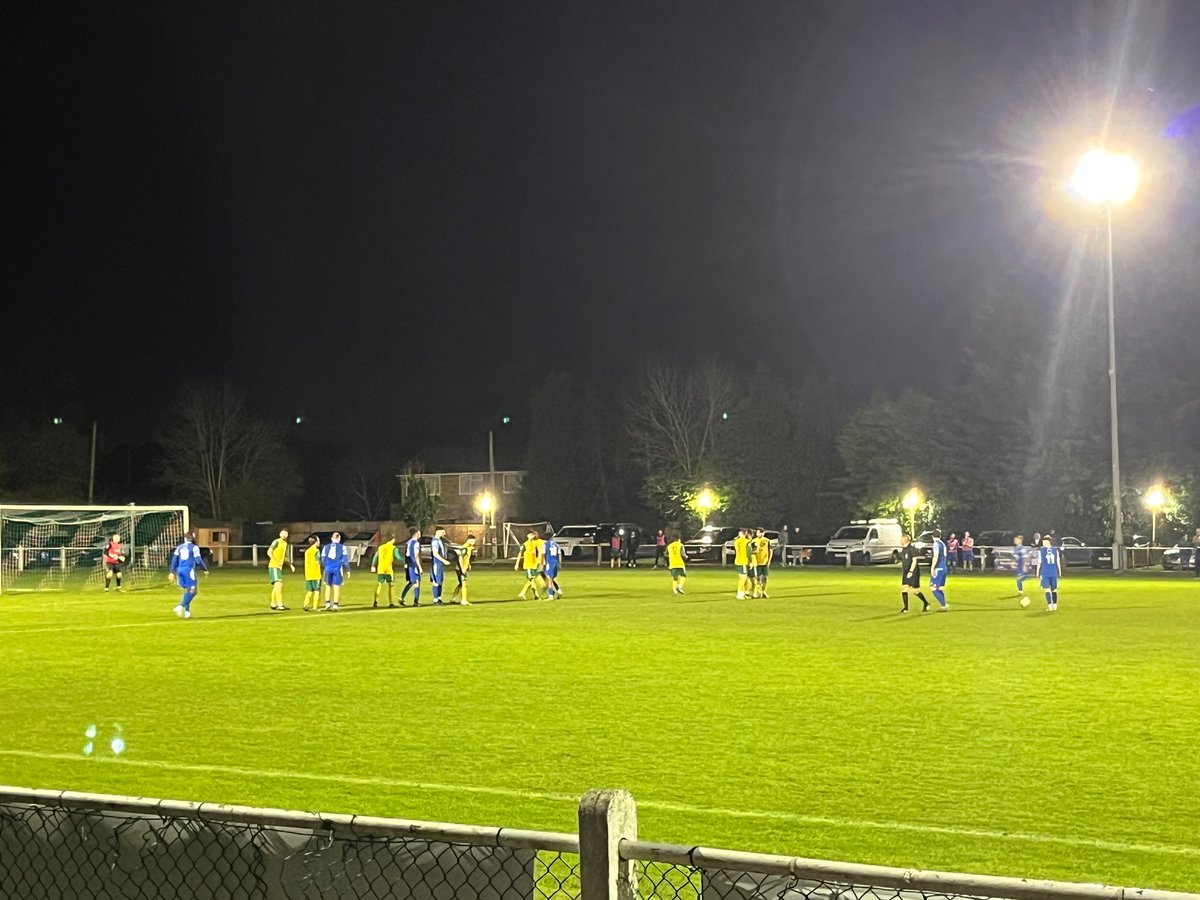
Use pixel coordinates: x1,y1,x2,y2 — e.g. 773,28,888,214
403,474,442,497
458,473,486,496
502,472,523,494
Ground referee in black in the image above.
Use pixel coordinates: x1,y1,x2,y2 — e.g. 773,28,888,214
900,533,931,613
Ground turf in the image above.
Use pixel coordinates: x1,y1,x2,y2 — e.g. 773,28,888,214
0,563,1197,892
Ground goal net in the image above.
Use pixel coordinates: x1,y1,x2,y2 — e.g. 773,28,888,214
501,521,553,559
0,505,189,594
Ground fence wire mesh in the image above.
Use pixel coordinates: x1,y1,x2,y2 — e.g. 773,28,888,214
637,862,1008,900
0,799,579,900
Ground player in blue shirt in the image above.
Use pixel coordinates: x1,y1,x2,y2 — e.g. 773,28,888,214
1013,534,1030,598
320,531,350,611
542,529,563,600
168,531,208,619
400,527,423,606
430,526,450,605
928,528,949,610
1038,536,1062,611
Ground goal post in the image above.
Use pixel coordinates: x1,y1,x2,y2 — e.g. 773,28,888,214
502,521,553,559
0,504,189,595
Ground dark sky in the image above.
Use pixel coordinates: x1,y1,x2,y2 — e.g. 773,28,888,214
10,0,1200,459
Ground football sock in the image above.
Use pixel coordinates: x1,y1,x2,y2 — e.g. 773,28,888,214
916,591,930,608
931,589,945,608
900,592,908,610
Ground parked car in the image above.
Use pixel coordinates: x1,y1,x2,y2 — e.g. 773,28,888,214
554,525,599,559
292,531,375,565
1089,534,1151,569
720,530,781,562
1161,541,1196,571
683,525,741,563
593,523,654,559
973,530,1018,570
911,530,937,565
1057,536,1093,568
824,519,903,566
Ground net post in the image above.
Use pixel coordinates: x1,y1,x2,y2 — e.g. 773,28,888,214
579,788,638,900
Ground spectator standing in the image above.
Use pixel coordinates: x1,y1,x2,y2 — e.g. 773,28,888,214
780,524,791,566
625,528,640,568
947,533,959,570
962,531,976,571
653,529,666,568
610,530,622,568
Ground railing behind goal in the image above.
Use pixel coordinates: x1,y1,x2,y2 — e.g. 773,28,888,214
0,505,189,594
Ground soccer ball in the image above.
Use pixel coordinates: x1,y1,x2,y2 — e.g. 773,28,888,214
1019,595,1030,608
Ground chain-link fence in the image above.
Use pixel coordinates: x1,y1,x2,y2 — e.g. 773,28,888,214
0,789,579,900
622,842,1200,900
2,788,1198,900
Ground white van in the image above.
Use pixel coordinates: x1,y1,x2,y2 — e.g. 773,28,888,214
825,518,904,566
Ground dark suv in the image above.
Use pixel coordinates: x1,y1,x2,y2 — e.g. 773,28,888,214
973,530,1018,570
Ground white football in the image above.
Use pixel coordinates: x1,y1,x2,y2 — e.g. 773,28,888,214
1019,596,1030,607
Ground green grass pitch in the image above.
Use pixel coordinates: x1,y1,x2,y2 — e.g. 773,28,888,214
0,563,1197,892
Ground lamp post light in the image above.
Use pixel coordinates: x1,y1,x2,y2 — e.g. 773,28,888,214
901,487,921,538
1069,147,1139,572
476,493,494,558
696,488,716,527
1143,486,1164,547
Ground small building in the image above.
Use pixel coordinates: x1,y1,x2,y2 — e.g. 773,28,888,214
399,470,524,524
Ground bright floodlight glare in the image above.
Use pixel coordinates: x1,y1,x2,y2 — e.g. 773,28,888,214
902,488,920,510
1070,149,1139,205
476,493,493,513
1144,487,1165,509
697,489,715,510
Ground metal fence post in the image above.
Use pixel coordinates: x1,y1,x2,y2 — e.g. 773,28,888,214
579,789,637,900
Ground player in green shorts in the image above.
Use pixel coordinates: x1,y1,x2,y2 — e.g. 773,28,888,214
267,529,295,610
371,534,404,608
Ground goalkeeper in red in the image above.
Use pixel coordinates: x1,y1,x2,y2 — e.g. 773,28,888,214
103,533,126,592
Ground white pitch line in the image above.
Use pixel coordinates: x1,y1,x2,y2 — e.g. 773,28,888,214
0,749,1196,859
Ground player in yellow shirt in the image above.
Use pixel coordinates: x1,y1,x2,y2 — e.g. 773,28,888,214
751,527,773,598
732,528,752,599
515,530,544,600
666,533,687,595
301,536,323,611
267,529,295,610
371,534,404,608
450,534,476,605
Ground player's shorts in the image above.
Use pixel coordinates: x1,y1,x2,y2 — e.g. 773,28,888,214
902,572,921,588
736,564,747,575
305,579,320,591
1040,575,1059,591
756,563,769,578
456,569,468,584
525,568,540,579
268,567,283,584
431,565,445,585
104,561,123,574
545,565,560,580
376,573,393,584
930,568,947,588
406,565,421,582
324,570,344,587
669,567,685,579
176,572,198,590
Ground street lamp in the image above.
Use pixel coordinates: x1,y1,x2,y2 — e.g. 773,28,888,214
901,488,921,537
1143,486,1164,546
1069,147,1139,571
476,493,494,557
696,488,715,526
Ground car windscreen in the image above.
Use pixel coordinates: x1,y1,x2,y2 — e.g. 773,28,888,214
688,528,728,543
833,527,869,540
557,527,592,537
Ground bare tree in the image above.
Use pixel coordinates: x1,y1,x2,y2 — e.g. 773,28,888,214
332,452,398,520
625,361,736,481
159,383,298,520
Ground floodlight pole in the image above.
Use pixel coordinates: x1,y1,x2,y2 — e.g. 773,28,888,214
1105,204,1124,572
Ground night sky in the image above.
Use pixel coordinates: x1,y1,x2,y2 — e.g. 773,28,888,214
10,1,1200,460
